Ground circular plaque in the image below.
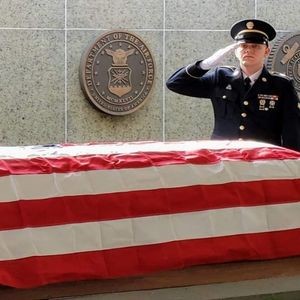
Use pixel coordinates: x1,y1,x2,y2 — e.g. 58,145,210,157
267,31,300,92
80,31,155,115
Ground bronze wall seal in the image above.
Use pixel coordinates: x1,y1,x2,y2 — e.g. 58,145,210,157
267,31,300,92
80,31,155,115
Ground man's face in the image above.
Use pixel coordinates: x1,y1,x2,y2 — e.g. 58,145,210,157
235,43,270,68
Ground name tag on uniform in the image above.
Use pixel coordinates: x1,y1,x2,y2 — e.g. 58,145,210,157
258,94,279,110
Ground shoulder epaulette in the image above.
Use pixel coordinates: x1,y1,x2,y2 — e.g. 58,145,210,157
270,71,292,80
221,66,236,71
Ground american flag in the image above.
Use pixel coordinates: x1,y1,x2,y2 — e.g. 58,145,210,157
0,140,299,288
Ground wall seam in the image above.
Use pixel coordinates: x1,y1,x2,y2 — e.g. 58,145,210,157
64,0,68,143
162,0,166,141
255,0,258,18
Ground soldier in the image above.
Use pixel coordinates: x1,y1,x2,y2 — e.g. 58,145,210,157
166,19,300,151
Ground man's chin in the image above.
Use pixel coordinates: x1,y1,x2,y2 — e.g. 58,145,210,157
241,59,253,66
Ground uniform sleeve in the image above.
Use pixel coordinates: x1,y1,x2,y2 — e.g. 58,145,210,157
166,60,217,99
281,80,300,152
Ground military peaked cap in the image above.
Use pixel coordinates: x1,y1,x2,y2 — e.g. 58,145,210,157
230,19,276,44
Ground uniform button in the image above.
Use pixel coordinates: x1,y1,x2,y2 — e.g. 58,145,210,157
241,113,247,117
239,125,245,130
243,101,249,106
222,95,227,99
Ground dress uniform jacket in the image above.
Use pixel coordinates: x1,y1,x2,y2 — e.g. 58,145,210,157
166,62,300,151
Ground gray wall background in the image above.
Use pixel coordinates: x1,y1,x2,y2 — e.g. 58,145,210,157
0,0,298,146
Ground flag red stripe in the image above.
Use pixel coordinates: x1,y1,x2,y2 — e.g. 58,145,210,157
1,228,300,288
0,147,299,176
0,179,299,230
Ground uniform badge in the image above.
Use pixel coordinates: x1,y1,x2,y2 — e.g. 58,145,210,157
258,94,279,110
269,100,276,109
259,99,266,110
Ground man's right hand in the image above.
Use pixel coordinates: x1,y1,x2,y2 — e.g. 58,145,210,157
200,43,239,70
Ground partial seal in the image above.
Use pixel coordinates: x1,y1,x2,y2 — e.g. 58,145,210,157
267,31,300,92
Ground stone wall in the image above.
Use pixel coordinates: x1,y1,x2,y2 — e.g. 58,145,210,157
0,0,298,145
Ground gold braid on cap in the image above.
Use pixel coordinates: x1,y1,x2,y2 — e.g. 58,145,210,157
235,29,269,39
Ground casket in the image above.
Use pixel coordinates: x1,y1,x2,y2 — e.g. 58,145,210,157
0,140,299,288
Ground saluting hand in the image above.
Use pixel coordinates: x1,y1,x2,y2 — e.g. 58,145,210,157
200,43,239,70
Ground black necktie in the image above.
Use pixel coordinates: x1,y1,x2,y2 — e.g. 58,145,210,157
244,77,251,91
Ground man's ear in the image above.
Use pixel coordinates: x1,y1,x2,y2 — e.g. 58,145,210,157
264,46,270,57
234,48,239,58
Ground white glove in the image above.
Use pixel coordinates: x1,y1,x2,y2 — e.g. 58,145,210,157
200,43,239,70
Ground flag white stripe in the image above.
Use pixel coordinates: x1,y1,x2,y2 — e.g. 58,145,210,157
0,159,299,202
0,140,275,159
0,202,300,261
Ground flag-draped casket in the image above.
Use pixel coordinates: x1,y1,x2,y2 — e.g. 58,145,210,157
0,140,299,288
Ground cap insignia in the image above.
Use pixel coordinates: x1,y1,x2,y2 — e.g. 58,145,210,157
246,21,254,29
